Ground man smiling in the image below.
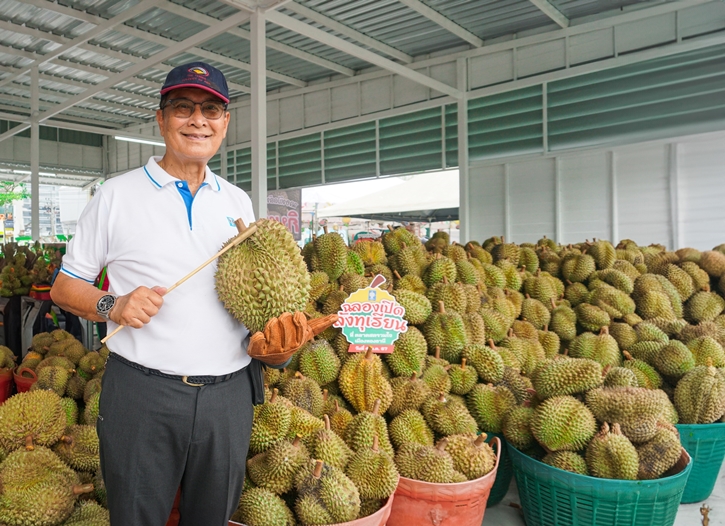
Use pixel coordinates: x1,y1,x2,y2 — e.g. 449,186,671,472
50,62,269,525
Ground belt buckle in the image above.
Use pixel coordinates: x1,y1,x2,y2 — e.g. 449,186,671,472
182,376,204,387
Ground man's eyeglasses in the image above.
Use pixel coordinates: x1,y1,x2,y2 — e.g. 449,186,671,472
162,98,227,120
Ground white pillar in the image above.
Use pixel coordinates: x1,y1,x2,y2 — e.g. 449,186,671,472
220,139,228,182
668,143,680,250
456,58,469,243
30,66,40,240
250,8,267,219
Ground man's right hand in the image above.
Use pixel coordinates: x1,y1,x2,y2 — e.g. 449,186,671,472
109,286,167,328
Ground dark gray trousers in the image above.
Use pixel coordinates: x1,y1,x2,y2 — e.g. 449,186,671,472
97,354,254,526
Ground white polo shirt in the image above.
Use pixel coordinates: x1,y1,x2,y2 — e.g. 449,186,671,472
61,156,255,376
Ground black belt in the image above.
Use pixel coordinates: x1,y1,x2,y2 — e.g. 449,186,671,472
109,352,247,387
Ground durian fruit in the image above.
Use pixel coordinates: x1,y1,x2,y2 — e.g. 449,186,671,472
63,500,110,525
393,273,427,294
232,487,295,526
82,392,100,426
338,348,393,414
575,303,611,333
31,332,54,354
388,410,435,449
686,336,725,367
588,282,636,319
294,459,361,525
247,436,310,494
585,387,665,443
345,436,399,500
394,440,466,483
466,383,517,433
298,340,341,387
344,399,394,457
698,250,725,278
423,256,457,287
530,395,597,452
447,359,478,395
538,326,561,358
603,366,639,388
564,282,590,307
249,388,292,454
421,393,478,437
568,327,621,368
503,402,536,450
531,357,603,399
287,405,325,443
423,301,468,362
521,295,551,330
0,389,66,451
0,444,93,526
608,322,638,350
587,240,617,270
542,451,589,475
649,341,695,380
549,299,578,342
388,372,431,417
313,231,349,281
636,424,682,480
443,433,496,480
461,343,504,384
308,271,331,302
77,351,104,378
215,218,311,334
59,397,79,427
621,351,663,389
421,363,452,395
280,372,324,418
385,327,427,377
585,423,638,480
685,291,725,323
308,415,353,470
52,425,100,472
328,400,353,438
35,365,72,397
352,241,387,267
391,289,432,325
674,362,725,424
561,253,596,283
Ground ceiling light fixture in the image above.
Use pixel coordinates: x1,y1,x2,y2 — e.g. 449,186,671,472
114,136,166,147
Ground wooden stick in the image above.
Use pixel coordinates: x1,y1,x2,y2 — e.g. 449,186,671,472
101,220,257,344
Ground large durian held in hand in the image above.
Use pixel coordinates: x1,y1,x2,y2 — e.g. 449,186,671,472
215,219,311,334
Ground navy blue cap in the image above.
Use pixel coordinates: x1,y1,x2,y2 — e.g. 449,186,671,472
160,62,229,103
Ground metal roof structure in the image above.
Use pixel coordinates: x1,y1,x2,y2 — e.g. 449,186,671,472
0,0,666,134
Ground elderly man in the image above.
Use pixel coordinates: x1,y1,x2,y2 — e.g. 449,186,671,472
51,62,324,525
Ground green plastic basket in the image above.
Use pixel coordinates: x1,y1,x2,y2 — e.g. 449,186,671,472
676,422,725,503
484,432,513,507
508,442,692,526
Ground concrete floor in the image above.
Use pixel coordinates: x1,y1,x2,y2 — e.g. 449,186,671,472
483,461,725,526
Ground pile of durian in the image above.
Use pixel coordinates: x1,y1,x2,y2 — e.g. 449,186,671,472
0,330,109,526
0,242,61,297
237,230,725,523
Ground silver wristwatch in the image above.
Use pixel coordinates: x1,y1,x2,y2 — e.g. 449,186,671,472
96,294,118,320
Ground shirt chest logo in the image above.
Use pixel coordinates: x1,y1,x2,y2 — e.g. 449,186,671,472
227,216,236,226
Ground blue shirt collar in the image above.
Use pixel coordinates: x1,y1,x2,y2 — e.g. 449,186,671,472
144,156,221,192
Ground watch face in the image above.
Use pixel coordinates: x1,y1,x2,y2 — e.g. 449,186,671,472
98,295,115,313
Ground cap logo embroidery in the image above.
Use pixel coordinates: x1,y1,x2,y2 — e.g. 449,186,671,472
190,67,209,76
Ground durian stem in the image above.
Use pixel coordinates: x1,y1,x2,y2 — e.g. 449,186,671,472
487,339,496,350
410,371,418,381
334,400,340,411
372,399,381,416
313,460,324,479
461,358,467,369
271,388,278,403
599,326,609,335
323,225,329,234
60,435,73,445
24,435,34,451
365,347,374,360
438,301,446,314
437,393,446,402
436,439,448,451
73,484,95,496
622,350,634,361
293,435,302,447
372,435,379,452
393,270,402,280
475,434,487,446
323,414,331,430
322,389,328,401
435,346,441,359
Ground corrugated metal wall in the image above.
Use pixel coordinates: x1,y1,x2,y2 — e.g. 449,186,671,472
468,132,725,250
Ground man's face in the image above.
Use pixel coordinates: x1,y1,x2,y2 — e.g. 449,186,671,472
156,87,230,163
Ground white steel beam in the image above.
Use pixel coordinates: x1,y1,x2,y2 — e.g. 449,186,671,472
250,9,267,219
0,0,164,89
284,1,413,63
30,66,39,241
0,9,253,144
158,1,355,77
398,0,483,47
529,0,569,29
266,10,462,99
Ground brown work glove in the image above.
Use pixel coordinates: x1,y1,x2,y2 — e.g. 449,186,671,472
248,312,338,365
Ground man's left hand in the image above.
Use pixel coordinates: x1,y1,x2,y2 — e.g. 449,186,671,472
248,312,338,364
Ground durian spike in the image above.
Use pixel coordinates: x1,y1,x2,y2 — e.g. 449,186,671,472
24,435,34,451
461,358,467,370
73,484,95,496
393,270,402,280
475,434,487,446
438,301,446,314
271,388,278,403
313,460,324,479
365,347,374,360
323,414,331,431
372,399,381,416
622,350,634,361
436,438,448,451
372,435,379,453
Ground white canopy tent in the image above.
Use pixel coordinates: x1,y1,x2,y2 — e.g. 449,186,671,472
316,170,459,223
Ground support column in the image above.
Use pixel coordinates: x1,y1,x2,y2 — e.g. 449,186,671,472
456,58,469,243
609,151,618,244
668,143,680,250
220,139,228,181
250,8,267,219
30,66,40,241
